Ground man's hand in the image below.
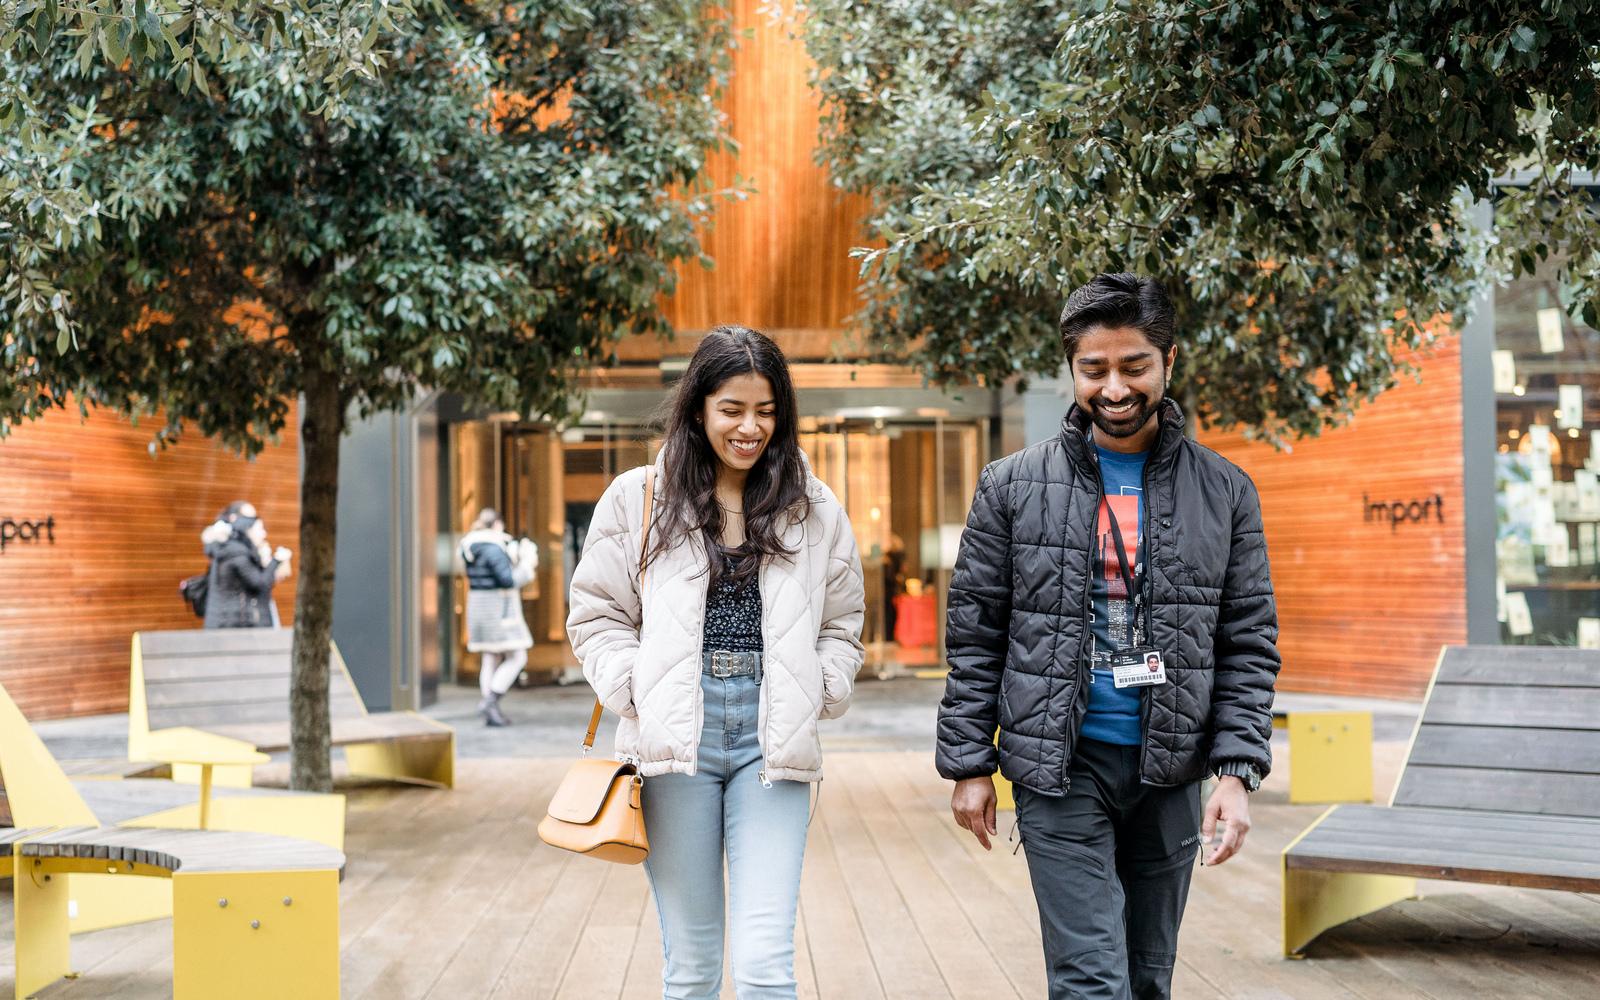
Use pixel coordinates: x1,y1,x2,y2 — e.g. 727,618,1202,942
1201,775,1251,866
951,775,998,851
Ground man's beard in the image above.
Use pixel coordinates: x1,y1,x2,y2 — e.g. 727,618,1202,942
1089,392,1160,438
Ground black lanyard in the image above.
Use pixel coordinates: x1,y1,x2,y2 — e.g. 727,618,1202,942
1102,498,1151,644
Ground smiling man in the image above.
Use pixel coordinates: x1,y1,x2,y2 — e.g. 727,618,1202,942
935,273,1281,1000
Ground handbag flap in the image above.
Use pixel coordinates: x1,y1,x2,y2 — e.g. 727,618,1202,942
547,758,638,824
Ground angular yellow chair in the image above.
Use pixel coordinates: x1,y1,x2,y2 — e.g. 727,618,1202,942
0,679,343,934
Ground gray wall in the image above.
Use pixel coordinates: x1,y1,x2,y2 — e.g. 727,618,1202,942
332,410,402,711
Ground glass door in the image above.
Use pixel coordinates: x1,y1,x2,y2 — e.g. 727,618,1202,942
800,418,985,677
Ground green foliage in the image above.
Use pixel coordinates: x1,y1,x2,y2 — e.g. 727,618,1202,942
853,0,1600,443
2,0,420,347
804,0,1070,386
1,0,735,447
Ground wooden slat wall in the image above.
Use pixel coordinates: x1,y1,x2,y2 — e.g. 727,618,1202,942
630,0,871,360
1198,337,1466,699
0,407,300,719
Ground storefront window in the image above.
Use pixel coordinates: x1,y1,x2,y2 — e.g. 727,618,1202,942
439,412,985,685
1494,259,1600,645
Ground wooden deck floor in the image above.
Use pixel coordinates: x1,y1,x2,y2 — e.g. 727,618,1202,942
6,749,1600,999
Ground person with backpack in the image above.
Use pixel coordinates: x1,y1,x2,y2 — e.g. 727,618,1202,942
203,514,290,628
459,509,538,726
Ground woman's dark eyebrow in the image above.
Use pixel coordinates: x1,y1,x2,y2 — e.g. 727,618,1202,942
716,397,777,407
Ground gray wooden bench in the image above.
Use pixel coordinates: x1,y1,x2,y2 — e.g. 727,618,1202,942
130,628,454,788
5,824,344,998
1282,644,1600,955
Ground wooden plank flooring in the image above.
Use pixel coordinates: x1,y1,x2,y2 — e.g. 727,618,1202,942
4,748,1600,998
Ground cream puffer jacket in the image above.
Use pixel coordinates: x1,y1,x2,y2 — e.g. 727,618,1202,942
566,456,866,782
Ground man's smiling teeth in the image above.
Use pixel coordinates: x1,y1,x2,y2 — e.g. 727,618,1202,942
1099,400,1135,414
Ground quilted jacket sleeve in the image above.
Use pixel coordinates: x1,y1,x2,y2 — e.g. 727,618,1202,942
935,465,1011,781
566,473,642,720
817,502,866,720
1208,473,1281,777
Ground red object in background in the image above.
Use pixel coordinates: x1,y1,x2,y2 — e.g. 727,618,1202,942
893,592,937,648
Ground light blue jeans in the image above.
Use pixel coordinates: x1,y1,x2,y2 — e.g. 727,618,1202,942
642,668,810,1000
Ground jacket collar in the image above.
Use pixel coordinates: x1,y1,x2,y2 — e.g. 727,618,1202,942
1060,397,1187,476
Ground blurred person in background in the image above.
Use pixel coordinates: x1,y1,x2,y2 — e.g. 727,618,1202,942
204,514,291,628
459,508,538,726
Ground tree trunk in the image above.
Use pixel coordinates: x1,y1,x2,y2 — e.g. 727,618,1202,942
1179,380,1201,441
290,365,344,792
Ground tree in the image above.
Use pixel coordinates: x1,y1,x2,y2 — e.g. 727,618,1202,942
1,0,734,790
2,0,418,349
803,1,1070,387
857,1,1600,443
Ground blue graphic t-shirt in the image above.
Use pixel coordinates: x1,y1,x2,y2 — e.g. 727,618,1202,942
1080,445,1149,746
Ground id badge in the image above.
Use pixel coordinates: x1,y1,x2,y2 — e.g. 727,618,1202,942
1110,646,1167,688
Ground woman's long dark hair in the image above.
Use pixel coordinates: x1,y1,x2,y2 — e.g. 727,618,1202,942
645,325,809,588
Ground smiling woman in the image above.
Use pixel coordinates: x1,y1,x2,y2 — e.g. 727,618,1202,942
564,324,867,999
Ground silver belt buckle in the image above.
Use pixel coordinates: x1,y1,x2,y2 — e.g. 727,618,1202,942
709,650,756,677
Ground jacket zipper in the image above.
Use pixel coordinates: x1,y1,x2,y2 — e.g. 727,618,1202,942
1067,429,1102,794
1135,420,1164,786
756,524,778,789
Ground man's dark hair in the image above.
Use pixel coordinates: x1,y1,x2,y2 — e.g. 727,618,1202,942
1058,273,1176,362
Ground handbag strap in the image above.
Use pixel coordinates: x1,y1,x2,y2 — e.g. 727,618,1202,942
583,466,656,753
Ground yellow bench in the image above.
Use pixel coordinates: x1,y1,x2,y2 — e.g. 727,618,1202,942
130,629,454,789
5,825,344,999
1282,645,1600,956
0,677,343,934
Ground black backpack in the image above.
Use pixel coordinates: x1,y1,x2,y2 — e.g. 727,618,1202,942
180,571,209,618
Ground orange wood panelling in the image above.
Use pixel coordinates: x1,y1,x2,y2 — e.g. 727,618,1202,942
636,0,871,359
1199,338,1467,699
0,407,300,719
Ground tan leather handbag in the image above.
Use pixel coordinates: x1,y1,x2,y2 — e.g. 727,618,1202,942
537,468,655,864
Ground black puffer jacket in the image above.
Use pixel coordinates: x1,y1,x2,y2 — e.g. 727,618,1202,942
935,400,1279,794
203,535,281,629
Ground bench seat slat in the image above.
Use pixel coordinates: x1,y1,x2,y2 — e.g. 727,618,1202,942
149,691,367,730
1422,684,1600,731
14,826,345,877
143,656,293,684
1287,805,1600,891
1392,765,1600,818
197,712,451,753
1312,804,1600,839
1408,725,1600,775
1438,646,1600,687
1300,826,1599,862
138,630,296,657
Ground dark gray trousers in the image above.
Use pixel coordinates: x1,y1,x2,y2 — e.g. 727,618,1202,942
1015,738,1203,1000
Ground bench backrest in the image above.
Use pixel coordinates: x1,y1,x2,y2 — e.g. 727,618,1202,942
1394,645,1600,819
0,678,100,828
132,629,368,736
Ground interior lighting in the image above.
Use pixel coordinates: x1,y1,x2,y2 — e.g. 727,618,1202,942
1513,385,1526,396
1508,428,1521,439
1570,428,1582,438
